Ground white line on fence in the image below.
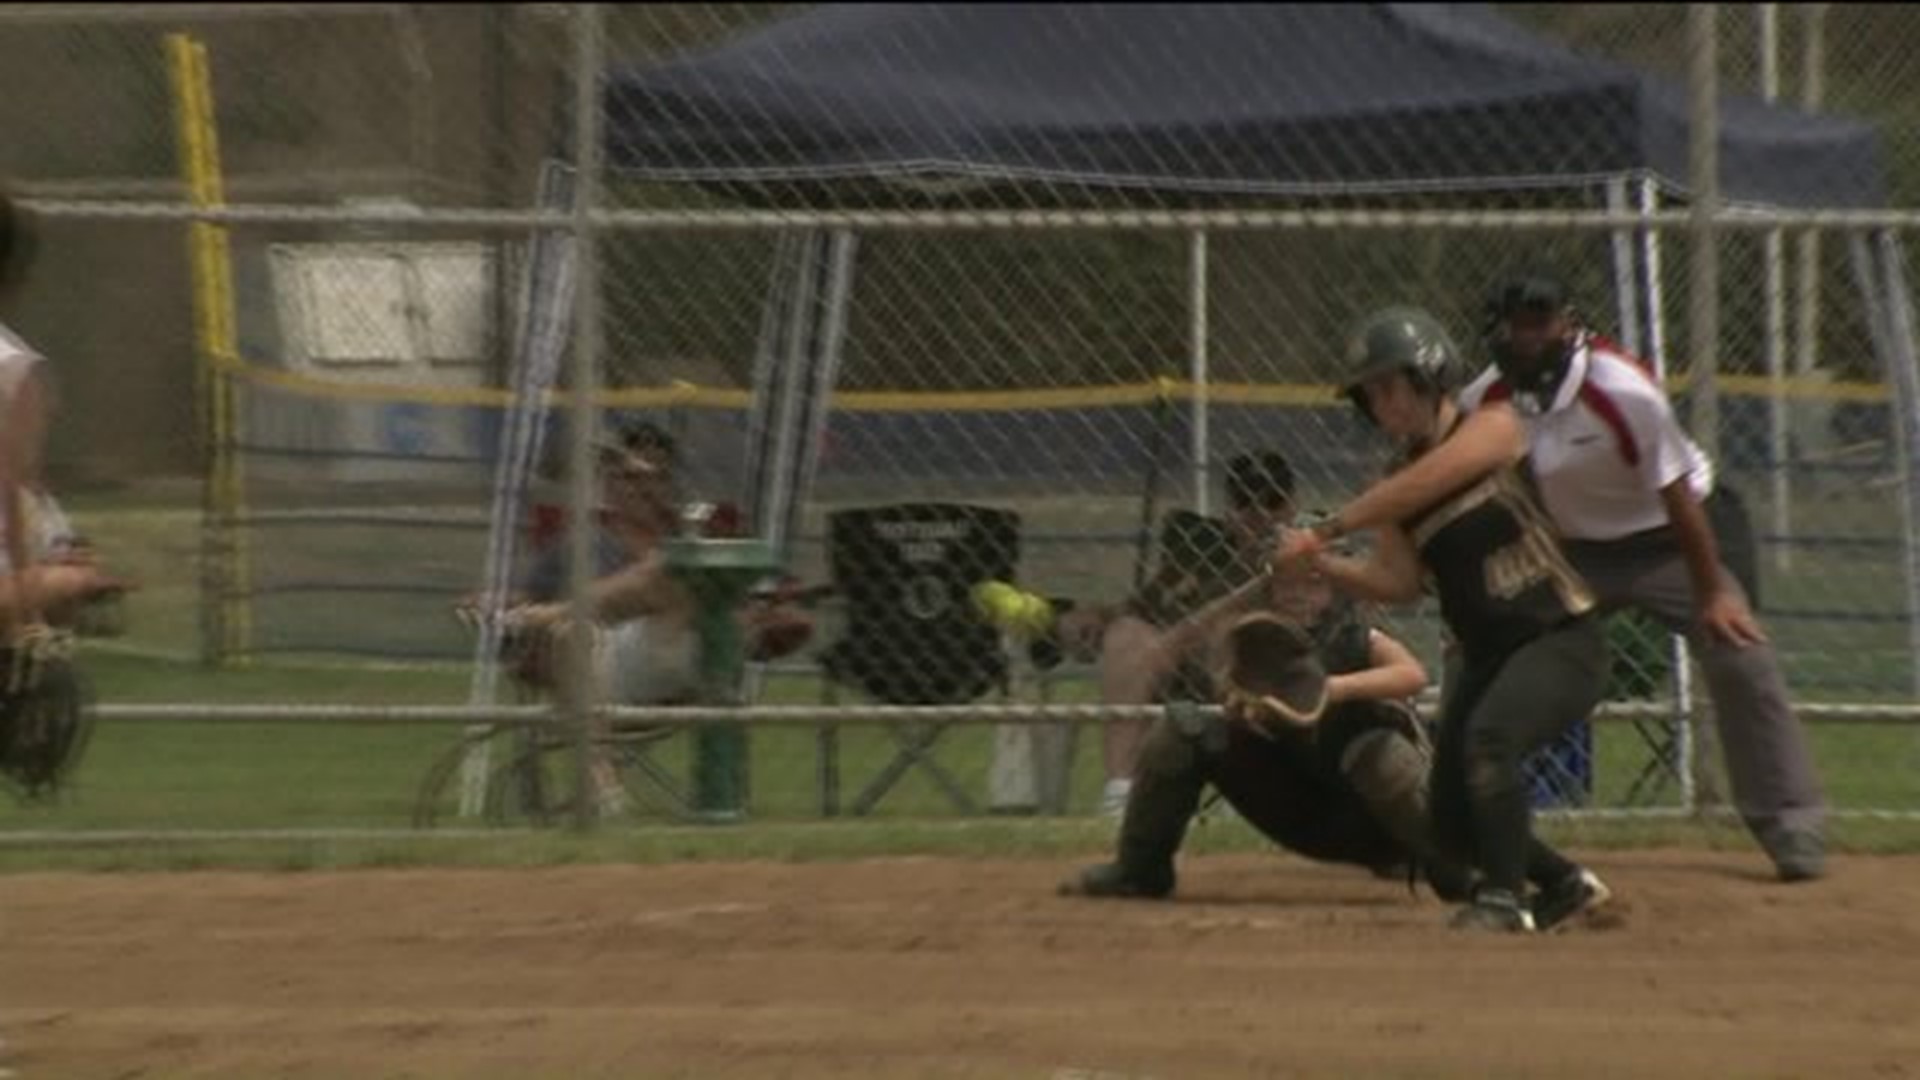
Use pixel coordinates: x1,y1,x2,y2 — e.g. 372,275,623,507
23,200,1920,233
88,701,1920,726
4,807,1918,848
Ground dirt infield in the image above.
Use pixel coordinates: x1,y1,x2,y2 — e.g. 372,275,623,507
4,849,1919,1079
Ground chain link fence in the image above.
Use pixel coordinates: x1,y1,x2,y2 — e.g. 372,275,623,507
2,4,1918,835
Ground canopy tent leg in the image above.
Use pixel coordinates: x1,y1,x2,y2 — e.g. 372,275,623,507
1636,177,1696,812
1606,178,1644,356
1862,231,1920,700
743,229,859,551
742,228,857,716
460,158,579,820
1189,229,1211,516
742,231,806,517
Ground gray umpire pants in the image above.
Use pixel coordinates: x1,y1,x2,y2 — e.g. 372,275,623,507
1560,489,1827,842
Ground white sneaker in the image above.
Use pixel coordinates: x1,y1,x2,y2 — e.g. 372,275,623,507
1099,778,1132,818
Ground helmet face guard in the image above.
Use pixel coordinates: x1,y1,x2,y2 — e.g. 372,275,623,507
1485,274,1578,402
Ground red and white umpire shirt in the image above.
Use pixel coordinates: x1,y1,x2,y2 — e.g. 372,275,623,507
1456,331,1714,542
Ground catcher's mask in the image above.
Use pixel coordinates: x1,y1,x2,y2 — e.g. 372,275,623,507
1217,612,1330,734
1484,271,1580,407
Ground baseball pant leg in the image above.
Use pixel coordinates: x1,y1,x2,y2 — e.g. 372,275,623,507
1453,620,1609,897
1568,543,1828,844
1108,715,1209,891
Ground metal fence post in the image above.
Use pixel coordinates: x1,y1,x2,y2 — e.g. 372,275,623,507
566,1,607,833
1686,3,1723,816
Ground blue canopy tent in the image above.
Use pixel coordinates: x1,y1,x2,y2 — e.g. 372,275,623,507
604,3,1881,209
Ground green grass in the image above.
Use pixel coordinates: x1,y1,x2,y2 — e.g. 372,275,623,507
2,647,1916,874
13,654,1129,831
4,484,1912,872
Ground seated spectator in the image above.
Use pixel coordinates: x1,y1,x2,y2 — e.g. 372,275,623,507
466,421,811,813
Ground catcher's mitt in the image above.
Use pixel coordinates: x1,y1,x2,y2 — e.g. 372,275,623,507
0,626,94,800
1217,612,1330,733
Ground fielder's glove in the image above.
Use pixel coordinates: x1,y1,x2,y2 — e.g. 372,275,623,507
0,626,92,800
1217,612,1330,734
8,623,74,696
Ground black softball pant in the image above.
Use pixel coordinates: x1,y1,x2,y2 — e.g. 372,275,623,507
1429,616,1609,896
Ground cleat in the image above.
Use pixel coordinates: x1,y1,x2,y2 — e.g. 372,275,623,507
1531,868,1612,932
1058,861,1173,900
1448,888,1535,933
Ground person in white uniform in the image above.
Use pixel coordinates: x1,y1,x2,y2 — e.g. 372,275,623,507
0,187,123,629
1458,272,1826,882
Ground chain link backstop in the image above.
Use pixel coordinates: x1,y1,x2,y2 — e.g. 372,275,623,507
3,3,1918,834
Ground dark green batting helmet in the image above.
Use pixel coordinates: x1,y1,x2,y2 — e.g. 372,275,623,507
1340,307,1464,424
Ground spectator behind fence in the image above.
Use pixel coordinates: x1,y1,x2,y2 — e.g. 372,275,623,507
462,420,812,813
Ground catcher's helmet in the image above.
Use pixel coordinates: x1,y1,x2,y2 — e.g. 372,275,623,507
1483,270,1579,400
1340,307,1464,425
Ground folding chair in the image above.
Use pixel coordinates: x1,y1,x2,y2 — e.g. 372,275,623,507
815,503,1020,816
1525,723,1595,809
1623,712,1688,805
1604,611,1689,806
414,623,699,828
1613,483,1763,805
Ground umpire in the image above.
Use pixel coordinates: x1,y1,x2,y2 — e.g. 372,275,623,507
1459,271,1827,882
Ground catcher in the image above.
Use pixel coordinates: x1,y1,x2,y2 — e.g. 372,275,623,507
1008,526,1478,903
